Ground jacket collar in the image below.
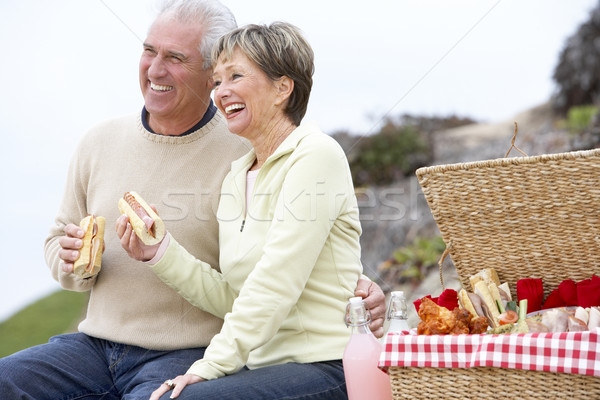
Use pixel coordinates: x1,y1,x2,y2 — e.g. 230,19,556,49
230,122,317,175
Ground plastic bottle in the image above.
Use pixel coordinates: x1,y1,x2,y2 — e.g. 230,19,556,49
387,291,410,334
343,297,393,400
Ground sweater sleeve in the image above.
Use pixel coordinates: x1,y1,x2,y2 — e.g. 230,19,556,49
188,136,357,379
149,237,238,318
44,139,97,292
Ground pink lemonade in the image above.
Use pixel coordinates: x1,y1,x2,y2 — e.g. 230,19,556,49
343,334,393,400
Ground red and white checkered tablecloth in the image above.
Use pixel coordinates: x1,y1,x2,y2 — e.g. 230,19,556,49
379,327,600,377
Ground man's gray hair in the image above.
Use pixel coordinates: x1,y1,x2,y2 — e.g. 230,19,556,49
156,0,237,69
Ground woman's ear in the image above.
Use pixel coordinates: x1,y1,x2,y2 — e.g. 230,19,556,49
274,76,294,105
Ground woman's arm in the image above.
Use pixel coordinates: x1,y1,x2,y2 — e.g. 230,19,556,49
116,221,239,318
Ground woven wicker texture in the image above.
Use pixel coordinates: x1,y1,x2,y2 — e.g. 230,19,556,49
389,367,599,399
387,149,600,399
416,148,600,299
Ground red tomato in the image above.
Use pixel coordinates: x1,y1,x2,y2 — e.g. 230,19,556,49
498,309,519,325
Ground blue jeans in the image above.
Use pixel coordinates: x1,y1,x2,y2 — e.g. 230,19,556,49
159,360,347,400
0,333,347,400
0,333,206,400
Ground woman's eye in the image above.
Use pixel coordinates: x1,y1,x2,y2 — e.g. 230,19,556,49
232,73,242,80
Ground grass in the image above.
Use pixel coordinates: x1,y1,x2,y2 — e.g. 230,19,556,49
0,290,88,358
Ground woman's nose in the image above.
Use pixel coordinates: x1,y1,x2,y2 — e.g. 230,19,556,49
214,83,230,99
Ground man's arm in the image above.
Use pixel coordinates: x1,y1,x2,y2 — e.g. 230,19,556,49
44,144,96,291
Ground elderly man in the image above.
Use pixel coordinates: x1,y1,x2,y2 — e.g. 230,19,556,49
0,1,384,399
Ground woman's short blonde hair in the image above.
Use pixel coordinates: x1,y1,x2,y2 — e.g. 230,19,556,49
212,22,314,126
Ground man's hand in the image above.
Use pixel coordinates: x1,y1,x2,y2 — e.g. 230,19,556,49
355,279,386,338
58,224,85,273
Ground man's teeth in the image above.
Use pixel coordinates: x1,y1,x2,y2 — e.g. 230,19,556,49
225,104,245,114
150,82,173,91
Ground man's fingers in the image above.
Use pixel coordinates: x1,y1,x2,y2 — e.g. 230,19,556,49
61,261,74,274
58,235,83,251
370,317,385,338
64,223,84,239
370,301,386,319
58,224,85,275
371,325,384,339
58,246,80,261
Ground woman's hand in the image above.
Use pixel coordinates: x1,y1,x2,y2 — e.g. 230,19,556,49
150,374,205,400
115,214,161,262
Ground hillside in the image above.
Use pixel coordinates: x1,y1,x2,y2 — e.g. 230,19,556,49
0,290,88,357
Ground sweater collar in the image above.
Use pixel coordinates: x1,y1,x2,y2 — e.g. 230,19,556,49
137,104,224,145
140,100,217,137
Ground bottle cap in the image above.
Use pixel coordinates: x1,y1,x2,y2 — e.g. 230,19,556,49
349,296,364,304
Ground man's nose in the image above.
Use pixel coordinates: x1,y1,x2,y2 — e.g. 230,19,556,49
148,57,167,78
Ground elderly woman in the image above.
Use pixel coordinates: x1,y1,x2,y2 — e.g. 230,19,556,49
117,22,363,400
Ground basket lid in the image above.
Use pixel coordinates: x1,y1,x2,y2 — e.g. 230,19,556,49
416,149,600,298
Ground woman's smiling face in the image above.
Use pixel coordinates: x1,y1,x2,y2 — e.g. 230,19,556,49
212,47,286,139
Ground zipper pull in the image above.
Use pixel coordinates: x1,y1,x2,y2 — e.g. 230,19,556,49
240,219,245,232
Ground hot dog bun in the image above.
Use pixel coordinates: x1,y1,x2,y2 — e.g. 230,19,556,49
118,191,165,245
73,215,105,278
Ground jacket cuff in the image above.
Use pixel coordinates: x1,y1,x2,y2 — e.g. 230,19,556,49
186,360,224,381
144,233,171,265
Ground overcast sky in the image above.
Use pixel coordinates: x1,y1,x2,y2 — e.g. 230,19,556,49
0,0,597,322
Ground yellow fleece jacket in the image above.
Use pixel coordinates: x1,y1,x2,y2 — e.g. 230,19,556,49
151,122,363,379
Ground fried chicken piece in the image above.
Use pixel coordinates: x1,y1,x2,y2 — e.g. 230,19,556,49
417,297,458,335
449,308,471,334
416,297,490,335
468,316,489,334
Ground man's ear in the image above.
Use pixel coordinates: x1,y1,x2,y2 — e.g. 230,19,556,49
275,76,294,106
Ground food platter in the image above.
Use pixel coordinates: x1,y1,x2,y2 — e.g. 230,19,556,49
526,306,577,318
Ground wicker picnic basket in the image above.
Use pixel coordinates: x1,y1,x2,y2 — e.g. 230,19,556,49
388,148,600,400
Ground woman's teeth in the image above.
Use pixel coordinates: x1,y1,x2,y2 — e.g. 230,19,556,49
225,104,245,114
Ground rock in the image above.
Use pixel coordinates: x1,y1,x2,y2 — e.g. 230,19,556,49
358,102,580,314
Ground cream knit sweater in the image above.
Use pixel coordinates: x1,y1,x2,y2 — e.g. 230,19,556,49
44,111,250,350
